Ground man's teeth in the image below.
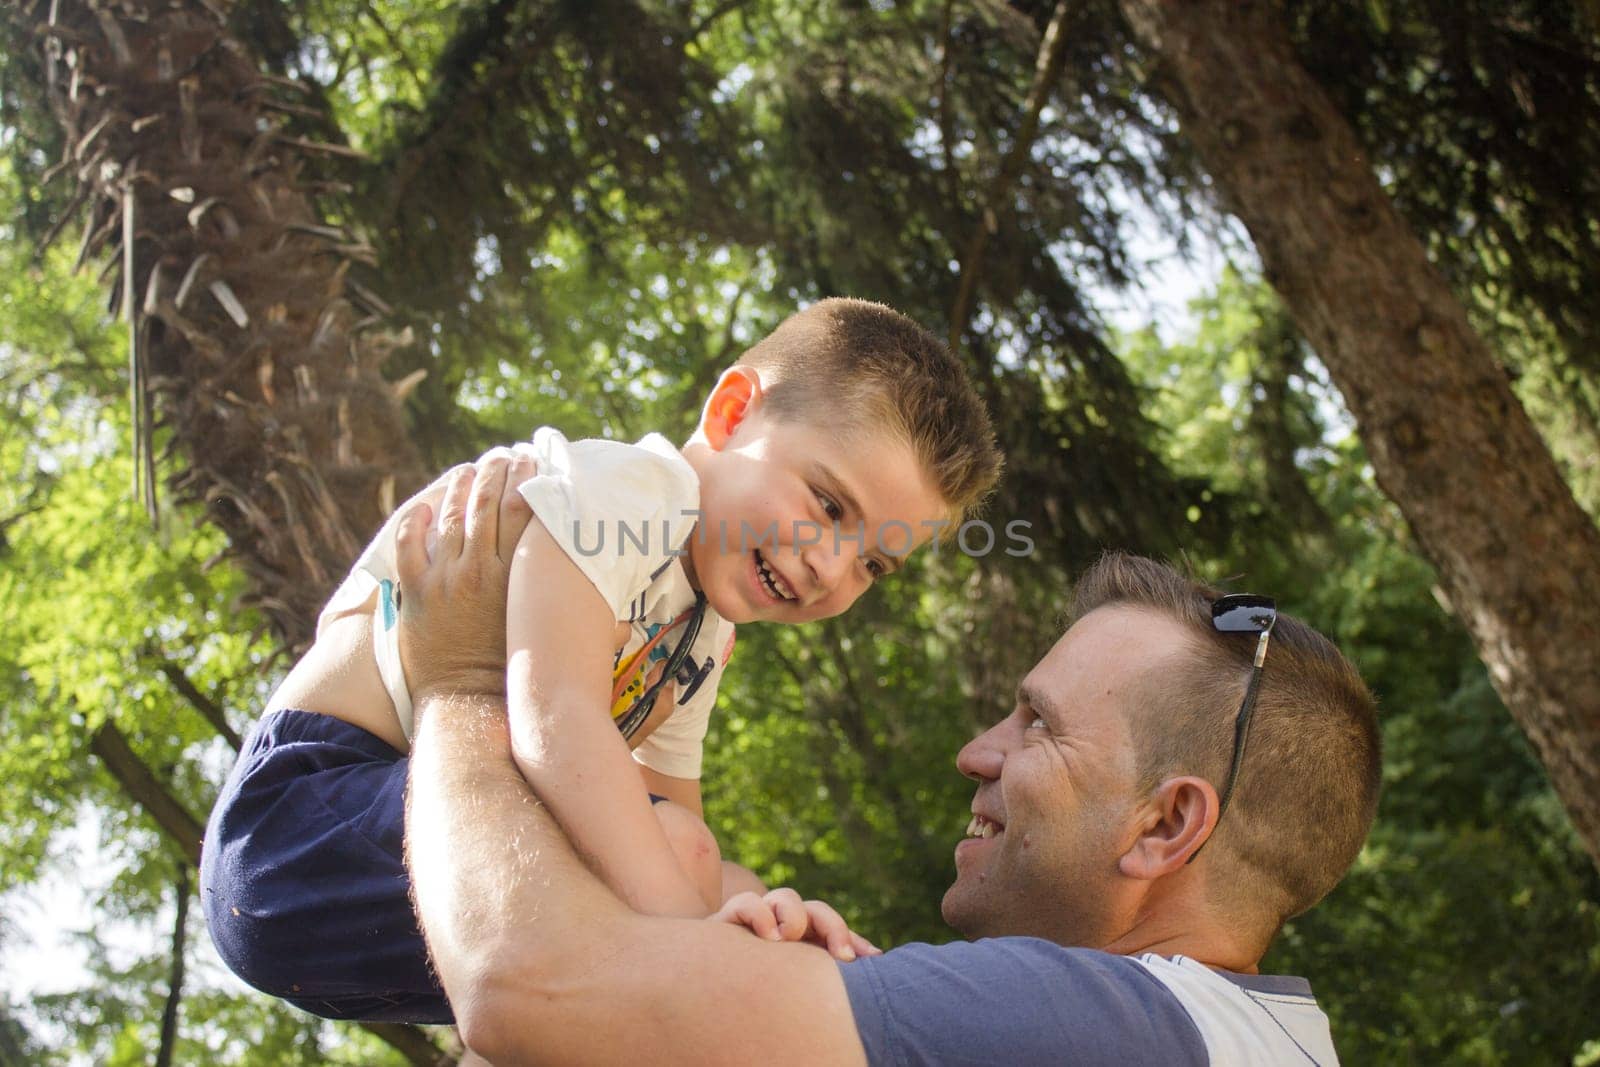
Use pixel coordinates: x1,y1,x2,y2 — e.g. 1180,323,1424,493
756,554,797,601
965,815,1001,839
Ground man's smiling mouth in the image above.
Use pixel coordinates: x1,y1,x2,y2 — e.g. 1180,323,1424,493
965,814,1004,839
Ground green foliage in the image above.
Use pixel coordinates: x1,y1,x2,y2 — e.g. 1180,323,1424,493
2,2,1599,1063
0,162,415,1062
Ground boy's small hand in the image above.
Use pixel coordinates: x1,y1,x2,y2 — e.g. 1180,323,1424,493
710,888,882,962
396,449,537,705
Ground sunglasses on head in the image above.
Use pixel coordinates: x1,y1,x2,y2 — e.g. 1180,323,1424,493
1187,592,1277,864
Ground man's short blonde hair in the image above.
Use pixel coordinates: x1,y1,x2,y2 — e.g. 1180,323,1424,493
741,298,1002,521
1071,552,1381,929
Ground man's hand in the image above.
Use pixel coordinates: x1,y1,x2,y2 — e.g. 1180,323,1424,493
395,448,536,705
711,888,882,963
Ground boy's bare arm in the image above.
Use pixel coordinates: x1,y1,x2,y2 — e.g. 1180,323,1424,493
398,466,868,1066
502,498,709,918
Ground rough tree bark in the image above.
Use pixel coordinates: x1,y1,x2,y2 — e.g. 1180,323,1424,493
13,0,448,1057
1118,0,1600,872
14,0,428,653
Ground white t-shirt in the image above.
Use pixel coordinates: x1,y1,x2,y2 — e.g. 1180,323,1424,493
317,428,735,779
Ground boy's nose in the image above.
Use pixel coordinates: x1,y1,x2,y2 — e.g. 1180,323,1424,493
801,539,854,596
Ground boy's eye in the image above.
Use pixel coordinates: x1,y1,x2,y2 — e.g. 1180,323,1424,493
814,489,843,521
864,558,886,580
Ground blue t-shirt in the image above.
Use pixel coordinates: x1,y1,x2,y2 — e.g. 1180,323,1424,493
838,938,1338,1066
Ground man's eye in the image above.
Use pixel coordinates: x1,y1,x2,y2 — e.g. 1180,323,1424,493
864,558,886,580
1026,715,1048,730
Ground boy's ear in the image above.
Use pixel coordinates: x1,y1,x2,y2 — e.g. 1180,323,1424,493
699,367,763,450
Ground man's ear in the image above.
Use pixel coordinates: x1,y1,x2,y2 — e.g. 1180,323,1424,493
698,366,763,451
1118,776,1218,879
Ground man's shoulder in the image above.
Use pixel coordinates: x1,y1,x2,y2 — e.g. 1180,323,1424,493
1133,954,1338,1066
839,939,1337,1066
838,938,1209,1066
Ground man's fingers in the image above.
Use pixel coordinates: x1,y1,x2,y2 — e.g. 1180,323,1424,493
498,453,537,561
395,502,435,594
433,464,475,560
465,449,513,554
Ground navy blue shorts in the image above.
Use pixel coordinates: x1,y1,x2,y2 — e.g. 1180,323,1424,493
200,709,451,1022
202,707,668,1023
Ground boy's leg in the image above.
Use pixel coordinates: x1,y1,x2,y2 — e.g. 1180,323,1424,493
200,709,451,1024
651,799,723,914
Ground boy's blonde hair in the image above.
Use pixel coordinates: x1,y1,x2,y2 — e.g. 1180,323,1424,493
741,298,1002,520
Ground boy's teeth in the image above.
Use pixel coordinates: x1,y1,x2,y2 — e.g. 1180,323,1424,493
771,569,795,600
757,553,796,601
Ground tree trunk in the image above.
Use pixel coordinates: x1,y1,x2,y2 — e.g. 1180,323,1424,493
16,0,428,652
1117,0,1600,872
155,864,190,1067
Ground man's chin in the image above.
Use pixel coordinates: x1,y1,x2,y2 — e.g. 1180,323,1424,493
939,879,986,937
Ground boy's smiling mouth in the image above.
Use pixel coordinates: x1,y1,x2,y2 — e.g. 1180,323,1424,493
754,549,798,603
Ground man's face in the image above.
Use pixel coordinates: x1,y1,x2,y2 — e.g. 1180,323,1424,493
941,606,1187,945
685,401,948,625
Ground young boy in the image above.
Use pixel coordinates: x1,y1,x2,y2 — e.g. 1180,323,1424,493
199,298,1002,1023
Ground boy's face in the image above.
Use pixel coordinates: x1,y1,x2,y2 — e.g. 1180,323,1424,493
683,372,949,625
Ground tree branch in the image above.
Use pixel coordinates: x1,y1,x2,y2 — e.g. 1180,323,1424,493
688,0,751,43
154,656,242,751
937,0,959,205
155,863,189,1067
88,721,205,865
358,0,427,95
947,0,1074,359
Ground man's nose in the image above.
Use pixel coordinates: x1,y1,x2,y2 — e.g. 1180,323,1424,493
956,725,1005,782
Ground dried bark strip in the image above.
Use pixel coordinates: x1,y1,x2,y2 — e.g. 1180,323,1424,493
19,0,429,653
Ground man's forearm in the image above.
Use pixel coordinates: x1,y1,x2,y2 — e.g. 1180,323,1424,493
405,693,628,1044
406,691,867,1067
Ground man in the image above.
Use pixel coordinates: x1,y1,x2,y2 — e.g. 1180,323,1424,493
399,463,1380,1064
